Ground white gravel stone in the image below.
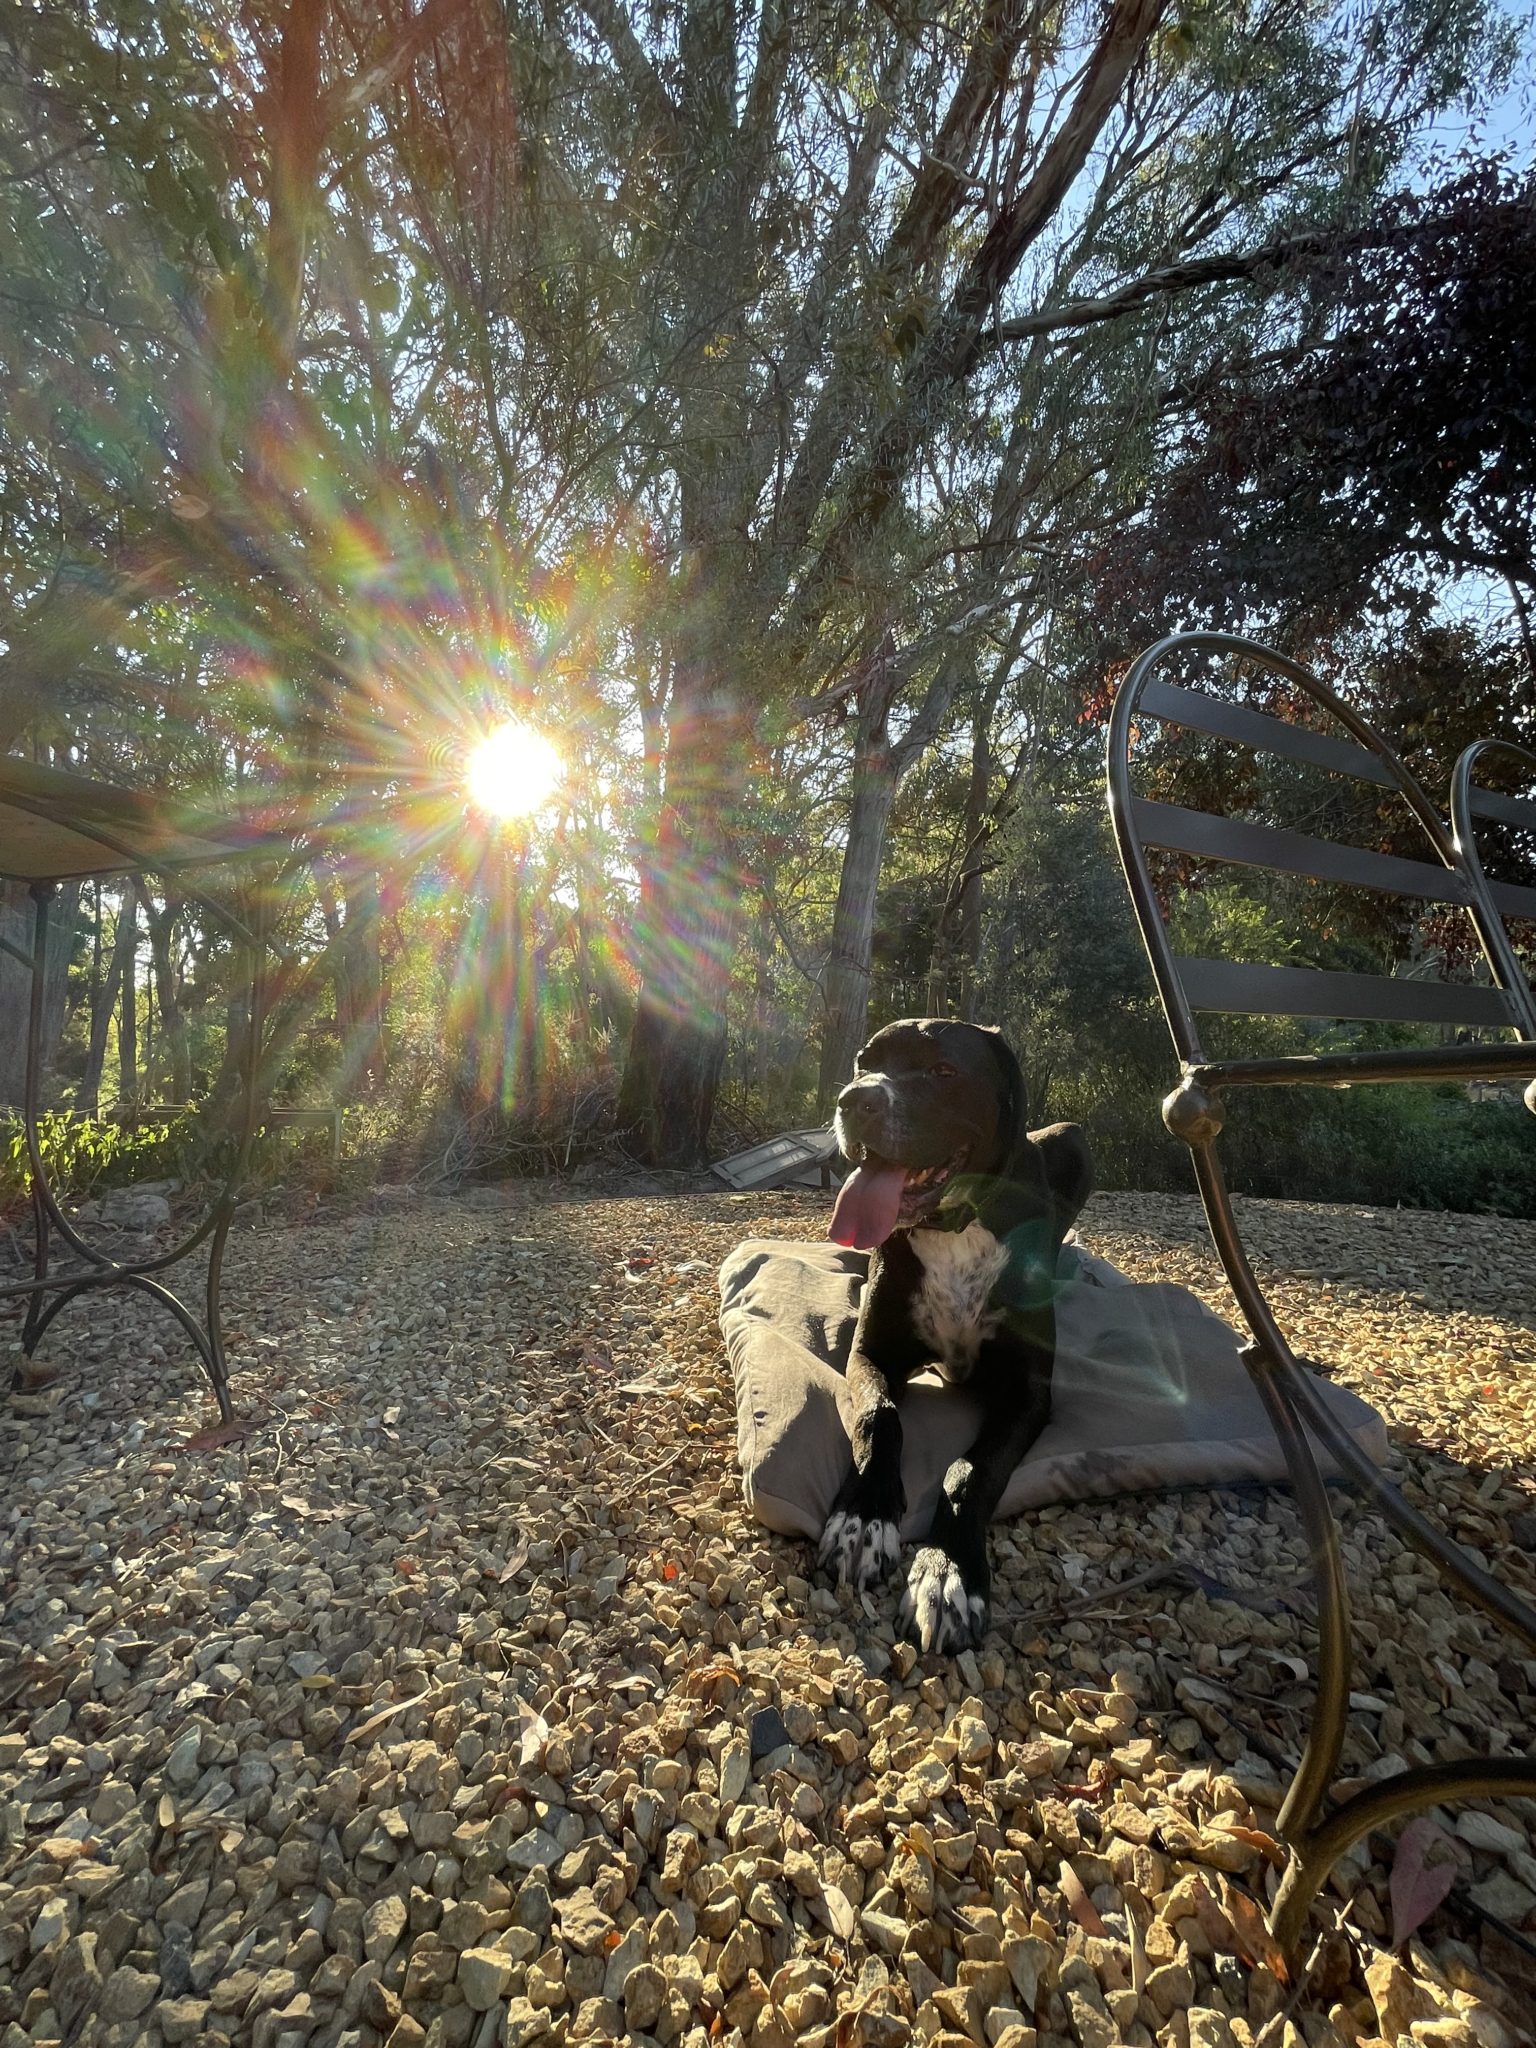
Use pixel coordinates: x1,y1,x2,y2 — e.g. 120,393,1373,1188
1456,1811,1528,1857
459,1947,515,2009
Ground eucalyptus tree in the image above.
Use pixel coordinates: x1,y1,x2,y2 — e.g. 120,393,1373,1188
504,0,1514,1156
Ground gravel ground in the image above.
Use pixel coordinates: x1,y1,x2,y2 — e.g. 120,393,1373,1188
2,1183,1535,2048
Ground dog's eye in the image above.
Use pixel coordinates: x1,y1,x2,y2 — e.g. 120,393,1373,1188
931,1061,957,1078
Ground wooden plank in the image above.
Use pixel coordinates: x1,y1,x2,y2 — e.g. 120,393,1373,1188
1173,956,1518,1027
1132,799,1469,904
1139,679,1398,789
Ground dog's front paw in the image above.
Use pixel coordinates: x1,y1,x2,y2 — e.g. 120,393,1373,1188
899,1545,988,1654
817,1508,902,1590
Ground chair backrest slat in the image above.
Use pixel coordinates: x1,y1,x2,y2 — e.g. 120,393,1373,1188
1139,678,1398,790
1489,877,1536,921
1110,634,1536,1067
1132,798,1473,906
1467,786,1536,832
1451,738,1536,1038
1175,956,1519,1029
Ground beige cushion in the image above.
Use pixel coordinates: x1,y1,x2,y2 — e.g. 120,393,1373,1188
718,1237,1389,1541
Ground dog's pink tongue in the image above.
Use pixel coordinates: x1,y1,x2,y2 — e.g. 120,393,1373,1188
829,1165,907,1249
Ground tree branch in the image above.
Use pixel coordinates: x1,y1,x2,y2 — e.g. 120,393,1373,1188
788,0,1168,632
331,0,469,126
266,0,331,372
977,225,1348,352
577,0,682,148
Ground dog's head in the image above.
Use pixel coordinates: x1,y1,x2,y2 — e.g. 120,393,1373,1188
830,1018,1026,1249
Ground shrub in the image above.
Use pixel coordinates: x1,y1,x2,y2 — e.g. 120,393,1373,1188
0,1110,197,1221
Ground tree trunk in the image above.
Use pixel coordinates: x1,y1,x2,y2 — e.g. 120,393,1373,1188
137,885,192,1104
332,867,385,1099
118,895,138,1103
753,911,774,1104
83,882,102,1059
616,792,741,1165
569,841,595,1055
267,0,331,374
615,704,745,1164
504,842,537,1111
927,689,994,1018
618,987,730,1166
81,891,134,1114
816,703,900,1115
615,527,750,1165
0,883,36,1107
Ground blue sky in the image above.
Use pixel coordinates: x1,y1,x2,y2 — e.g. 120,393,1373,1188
1410,0,1535,177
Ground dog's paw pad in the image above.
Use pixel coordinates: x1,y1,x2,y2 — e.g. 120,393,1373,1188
817,1510,900,1589
899,1547,988,1654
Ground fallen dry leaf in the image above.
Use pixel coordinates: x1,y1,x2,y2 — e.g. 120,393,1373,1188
1059,1858,1107,1934
1187,1875,1241,1958
1221,1879,1291,1983
182,1418,252,1451
1389,1816,1459,1949
820,1883,855,1939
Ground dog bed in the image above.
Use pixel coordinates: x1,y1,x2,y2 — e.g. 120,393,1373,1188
718,1237,1389,1540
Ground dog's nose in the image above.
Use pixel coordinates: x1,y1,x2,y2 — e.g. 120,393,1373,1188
837,1076,886,1123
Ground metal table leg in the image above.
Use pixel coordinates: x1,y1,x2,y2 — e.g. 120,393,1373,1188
6,876,275,1423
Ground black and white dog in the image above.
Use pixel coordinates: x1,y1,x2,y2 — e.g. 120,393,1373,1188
821,1018,1092,1654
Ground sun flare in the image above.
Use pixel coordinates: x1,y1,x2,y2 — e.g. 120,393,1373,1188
466,721,563,820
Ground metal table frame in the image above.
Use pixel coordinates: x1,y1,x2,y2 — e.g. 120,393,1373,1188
1106,631,1536,1957
2,764,282,1423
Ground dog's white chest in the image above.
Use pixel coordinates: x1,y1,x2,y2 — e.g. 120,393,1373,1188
911,1222,1009,1382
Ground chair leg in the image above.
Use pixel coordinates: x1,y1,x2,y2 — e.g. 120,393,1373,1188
1270,1757,1536,1958
1237,1343,1354,1846
1184,1135,1536,1963
1190,1148,1356,1837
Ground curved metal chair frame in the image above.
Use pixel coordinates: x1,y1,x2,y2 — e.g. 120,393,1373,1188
1106,630,1536,1956
1453,737,1536,999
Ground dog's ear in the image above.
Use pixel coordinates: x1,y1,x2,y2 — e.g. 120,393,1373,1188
977,1024,1028,1164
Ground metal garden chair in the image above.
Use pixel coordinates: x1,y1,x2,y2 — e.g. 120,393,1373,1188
1105,630,1536,1956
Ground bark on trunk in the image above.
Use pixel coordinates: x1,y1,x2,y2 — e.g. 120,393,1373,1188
615,514,749,1166
137,885,192,1104
927,692,994,1018
753,914,774,1103
81,892,134,1114
267,0,331,373
816,708,899,1115
333,867,385,1098
618,986,731,1167
119,896,138,1102
83,882,102,1057
616,794,740,1165
0,885,36,1107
